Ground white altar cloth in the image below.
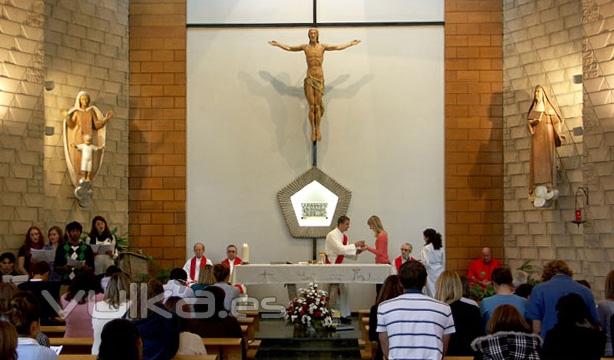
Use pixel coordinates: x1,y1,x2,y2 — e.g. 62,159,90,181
232,264,392,285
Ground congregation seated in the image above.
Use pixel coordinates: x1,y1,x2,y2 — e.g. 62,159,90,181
54,221,95,281
18,261,62,325
0,282,19,319
435,271,483,356
60,271,104,338
8,291,57,359
0,320,18,360
542,293,605,360
1,252,19,277
185,285,245,354
131,279,180,360
17,226,45,275
368,275,403,360
212,263,239,312
92,272,132,355
479,267,527,328
98,318,143,360
164,296,208,356
599,270,614,356
471,304,541,360
164,268,195,301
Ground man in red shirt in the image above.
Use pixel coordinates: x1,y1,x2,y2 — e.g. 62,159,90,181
466,247,501,287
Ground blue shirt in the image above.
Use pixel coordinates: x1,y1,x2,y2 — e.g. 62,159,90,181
480,293,527,328
526,274,598,337
17,337,57,360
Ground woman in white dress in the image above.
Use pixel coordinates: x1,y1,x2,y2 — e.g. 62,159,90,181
420,228,444,297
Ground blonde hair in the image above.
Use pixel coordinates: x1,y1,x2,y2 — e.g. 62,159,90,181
435,271,462,304
367,215,384,235
104,272,131,309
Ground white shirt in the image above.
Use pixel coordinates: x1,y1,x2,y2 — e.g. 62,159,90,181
91,300,131,355
177,331,207,355
182,256,213,282
377,292,455,360
325,228,356,263
17,337,58,360
163,279,195,301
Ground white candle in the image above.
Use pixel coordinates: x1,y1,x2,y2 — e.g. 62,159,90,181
242,243,250,263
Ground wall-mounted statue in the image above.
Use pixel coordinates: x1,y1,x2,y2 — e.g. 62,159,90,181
269,29,360,142
62,91,113,207
527,85,565,198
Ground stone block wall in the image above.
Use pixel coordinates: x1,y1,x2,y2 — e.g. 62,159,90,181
42,0,129,233
0,0,129,252
128,0,186,269
581,0,614,295
0,0,46,250
503,0,588,285
445,0,504,271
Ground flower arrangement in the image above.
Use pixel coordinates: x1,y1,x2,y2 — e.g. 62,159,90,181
286,283,334,329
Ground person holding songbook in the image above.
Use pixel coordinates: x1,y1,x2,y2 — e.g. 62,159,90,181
54,221,95,281
44,226,63,281
17,226,45,275
87,216,117,275
182,243,213,283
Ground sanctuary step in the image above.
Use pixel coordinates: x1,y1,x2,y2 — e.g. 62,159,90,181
254,317,362,360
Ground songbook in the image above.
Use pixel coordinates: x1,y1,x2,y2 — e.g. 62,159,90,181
67,258,85,268
31,248,56,263
90,243,115,254
2,274,29,285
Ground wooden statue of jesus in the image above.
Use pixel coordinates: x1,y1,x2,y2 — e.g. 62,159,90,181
269,29,360,142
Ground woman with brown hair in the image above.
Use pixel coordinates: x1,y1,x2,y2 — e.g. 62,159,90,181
45,226,63,281
435,271,482,355
471,304,541,360
16,226,45,275
598,270,614,355
368,275,404,360
0,321,17,360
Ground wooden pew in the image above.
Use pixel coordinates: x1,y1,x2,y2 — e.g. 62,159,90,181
237,316,255,340
246,339,261,360
202,338,243,360
59,355,219,360
237,309,259,331
41,325,66,338
49,337,93,354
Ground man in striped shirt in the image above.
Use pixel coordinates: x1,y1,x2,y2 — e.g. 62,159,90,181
377,260,455,360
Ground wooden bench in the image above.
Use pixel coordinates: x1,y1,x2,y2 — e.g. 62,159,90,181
41,325,66,338
49,337,93,354
59,356,218,360
237,316,255,340
237,309,259,331
202,338,243,360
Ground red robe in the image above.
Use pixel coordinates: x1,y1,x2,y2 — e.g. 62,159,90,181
467,258,501,286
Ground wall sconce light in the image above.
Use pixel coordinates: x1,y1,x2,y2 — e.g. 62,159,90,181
571,186,588,227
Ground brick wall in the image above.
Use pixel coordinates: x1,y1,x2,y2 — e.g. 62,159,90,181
581,0,614,296
43,0,129,231
0,0,45,250
502,0,585,282
445,0,504,271
128,0,186,269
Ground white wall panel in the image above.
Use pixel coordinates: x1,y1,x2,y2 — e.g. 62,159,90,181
187,27,444,310
187,0,313,24
317,0,444,23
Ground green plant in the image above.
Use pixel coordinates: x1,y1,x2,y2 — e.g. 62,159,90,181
111,227,129,250
469,283,495,301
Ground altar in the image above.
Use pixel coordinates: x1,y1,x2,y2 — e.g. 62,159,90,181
232,263,392,285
